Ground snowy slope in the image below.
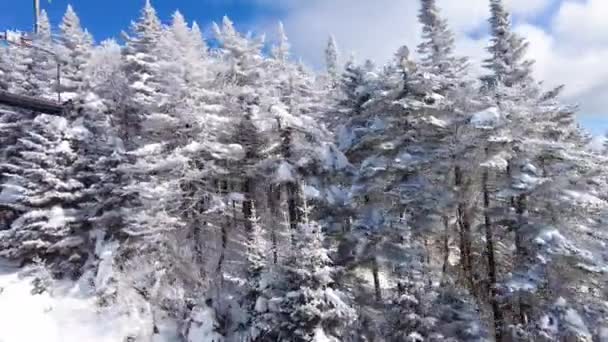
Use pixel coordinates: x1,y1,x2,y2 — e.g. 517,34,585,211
0,261,182,342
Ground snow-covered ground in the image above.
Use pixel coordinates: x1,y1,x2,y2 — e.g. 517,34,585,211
0,258,228,342
0,264,130,342
0,259,187,342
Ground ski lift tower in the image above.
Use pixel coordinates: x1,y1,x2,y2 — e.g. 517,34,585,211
34,0,41,34
0,0,66,109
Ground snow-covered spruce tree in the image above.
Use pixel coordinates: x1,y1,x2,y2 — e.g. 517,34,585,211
150,10,219,146
0,114,91,278
477,91,608,340
244,202,271,340
413,6,515,341
483,0,534,89
417,0,468,90
0,44,10,91
211,16,268,278
474,1,608,339
264,23,352,237
261,197,356,341
3,34,36,96
386,240,488,342
0,11,55,98
324,35,340,88
27,9,58,100
0,111,33,232
120,0,163,147
84,39,130,115
334,56,379,134
58,5,93,101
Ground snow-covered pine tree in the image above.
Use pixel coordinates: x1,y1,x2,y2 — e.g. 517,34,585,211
212,16,267,271
325,35,340,88
385,224,488,341
4,34,36,96
243,202,271,340
272,22,290,64
0,114,90,278
120,0,163,147
0,45,10,91
58,5,93,101
412,2,498,331
474,1,608,339
30,9,57,100
417,0,468,91
263,196,355,341
149,10,217,146
483,0,534,89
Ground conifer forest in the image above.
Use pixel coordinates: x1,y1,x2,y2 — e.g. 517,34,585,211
0,0,607,341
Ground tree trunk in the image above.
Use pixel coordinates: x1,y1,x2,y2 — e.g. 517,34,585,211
216,217,229,288
193,223,205,278
372,258,382,302
483,169,503,342
285,181,300,231
242,178,253,233
442,215,450,275
455,165,474,291
268,184,281,264
515,193,529,326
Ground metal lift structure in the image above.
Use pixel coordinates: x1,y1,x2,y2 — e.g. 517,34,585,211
0,0,67,115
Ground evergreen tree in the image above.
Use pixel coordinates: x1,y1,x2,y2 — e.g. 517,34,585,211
272,22,290,64
4,35,36,95
0,114,90,277
58,5,93,101
417,0,468,91
264,198,355,341
120,0,163,146
325,35,340,87
20,9,58,100
244,202,270,339
0,46,9,91
483,0,534,88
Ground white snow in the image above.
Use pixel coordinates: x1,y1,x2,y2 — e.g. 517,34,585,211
424,115,447,128
48,236,85,252
187,305,224,342
599,326,608,342
471,107,501,129
369,117,386,131
131,143,163,157
586,136,606,153
481,154,509,171
561,190,606,208
0,181,22,204
303,184,321,199
275,162,295,183
337,125,355,151
94,237,119,294
254,297,268,313
47,206,67,230
312,326,336,342
513,173,548,191
0,265,147,342
563,308,591,339
68,118,91,141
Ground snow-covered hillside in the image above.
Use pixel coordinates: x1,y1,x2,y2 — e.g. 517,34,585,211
2,0,608,340
0,262,162,342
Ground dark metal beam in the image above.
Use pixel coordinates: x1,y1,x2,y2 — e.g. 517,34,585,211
0,90,64,115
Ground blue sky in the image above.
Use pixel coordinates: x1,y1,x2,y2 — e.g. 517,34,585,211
0,0,283,40
1,0,607,136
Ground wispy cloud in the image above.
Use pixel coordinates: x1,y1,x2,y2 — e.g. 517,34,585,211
252,0,608,121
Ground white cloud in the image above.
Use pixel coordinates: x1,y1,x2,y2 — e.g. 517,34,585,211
553,0,608,48
257,0,608,118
